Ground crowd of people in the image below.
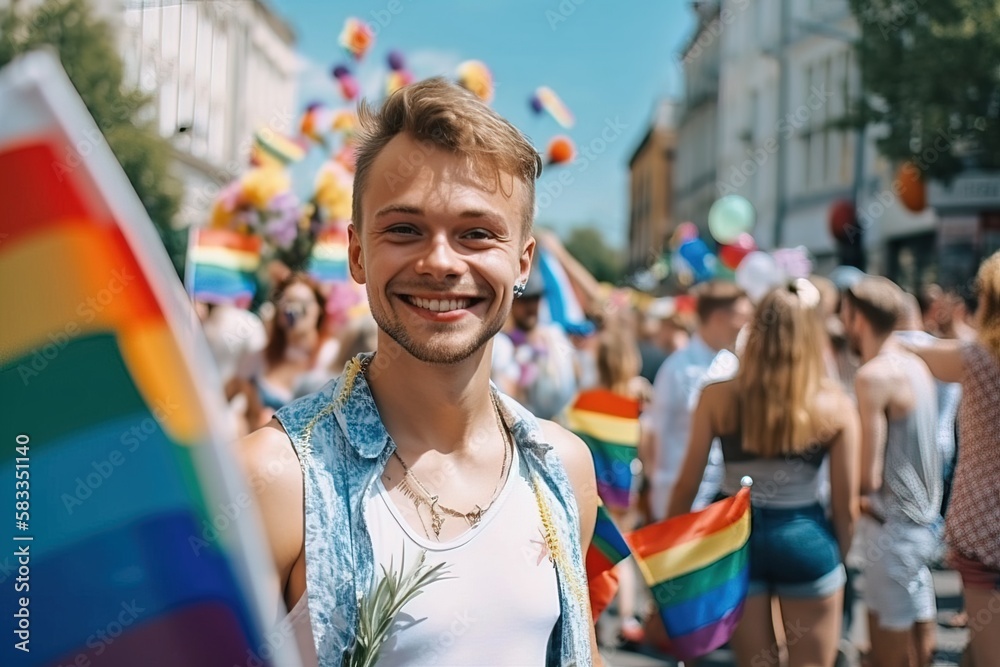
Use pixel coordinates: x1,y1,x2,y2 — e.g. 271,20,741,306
191,78,999,667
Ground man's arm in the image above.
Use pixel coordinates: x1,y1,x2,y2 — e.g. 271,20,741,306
899,335,966,383
237,420,306,610
538,420,603,666
666,382,719,519
854,368,888,496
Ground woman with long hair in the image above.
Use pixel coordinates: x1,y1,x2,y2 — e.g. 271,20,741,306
565,328,650,644
901,251,1000,666
251,273,338,426
668,280,860,666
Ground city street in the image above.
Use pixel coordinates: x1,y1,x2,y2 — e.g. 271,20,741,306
600,568,968,666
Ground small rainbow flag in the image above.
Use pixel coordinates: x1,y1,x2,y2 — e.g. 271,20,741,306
186,227,262,307
307,224,349,285
586,503,632,620
627,487,751,661
535,86,575,128
537,248,594,336
566,388,640,510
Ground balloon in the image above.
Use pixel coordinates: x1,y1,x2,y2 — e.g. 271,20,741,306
387,50,406,71
735,251,786,302
546,136,575,165
678,238,716,282
529,95,543,114
456,60,494,103
708,195,756,244
895,161,926,212
331,64,351,79
670,221,699,249
718,233,757,269
772,246,812,279
339,18,374,60
828,199,857,243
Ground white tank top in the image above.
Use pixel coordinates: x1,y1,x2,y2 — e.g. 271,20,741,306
365,445,561,666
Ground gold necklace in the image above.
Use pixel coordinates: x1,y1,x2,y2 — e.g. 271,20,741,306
392,395,512,537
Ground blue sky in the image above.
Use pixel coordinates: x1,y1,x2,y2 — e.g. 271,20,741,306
270,0,694,248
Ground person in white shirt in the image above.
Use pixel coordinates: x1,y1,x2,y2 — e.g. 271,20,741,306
648,281,752,520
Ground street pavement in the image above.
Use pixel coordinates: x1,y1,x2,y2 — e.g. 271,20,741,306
598,567,968,666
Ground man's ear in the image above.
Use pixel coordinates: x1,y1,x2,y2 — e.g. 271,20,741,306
518,234,536,287
348,223,366,284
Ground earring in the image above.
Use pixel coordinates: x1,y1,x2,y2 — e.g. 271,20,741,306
513,283,526,298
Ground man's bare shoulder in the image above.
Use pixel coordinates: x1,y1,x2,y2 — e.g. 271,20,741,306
537,419,598,504
237,420,305,586
237,421,304,516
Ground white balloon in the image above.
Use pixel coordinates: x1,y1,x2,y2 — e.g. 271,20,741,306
735,251,786,302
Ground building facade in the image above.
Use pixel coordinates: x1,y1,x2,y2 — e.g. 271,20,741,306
673,0,998,286
116,0,299,228
626,101,677,272
673,0,721,240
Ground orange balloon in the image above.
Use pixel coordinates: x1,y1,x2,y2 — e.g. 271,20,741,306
896,161,927,212
547,136,575,165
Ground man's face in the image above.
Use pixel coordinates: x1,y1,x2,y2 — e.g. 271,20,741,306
717,297,754,350
510,295,541,332
349,134,534,365
840,298,861,353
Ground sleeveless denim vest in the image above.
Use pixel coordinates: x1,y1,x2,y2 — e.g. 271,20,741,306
274,353,595,666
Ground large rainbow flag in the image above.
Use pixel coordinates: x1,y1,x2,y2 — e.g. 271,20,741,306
186,227,262,307
627,487,751,661
565,388,641,510
0,52,300,666
586,503,632,620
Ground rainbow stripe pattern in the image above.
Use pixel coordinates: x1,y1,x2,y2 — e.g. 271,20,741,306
0,52,293,667
626,487,752,661
535,86,575,128
565,388,640,510
586,503,632,620
307,224,349,284
187,228,262,307
537,248,595,337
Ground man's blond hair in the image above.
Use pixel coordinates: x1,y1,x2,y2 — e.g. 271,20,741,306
352,77,542,234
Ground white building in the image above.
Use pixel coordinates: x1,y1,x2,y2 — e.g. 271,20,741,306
675,0,1000,287
0,0,300,227
116,0,299,228
673,0,721,235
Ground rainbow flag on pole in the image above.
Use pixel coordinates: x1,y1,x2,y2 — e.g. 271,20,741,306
566,388,641,510
307,224,349,285
187,227,262,307
627,486,751,660
0,51,299,667
586,503,632,620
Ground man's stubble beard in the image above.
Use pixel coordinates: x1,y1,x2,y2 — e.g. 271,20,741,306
370,297,509,365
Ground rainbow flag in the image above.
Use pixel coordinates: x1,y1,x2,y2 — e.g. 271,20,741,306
307,224,349,284
586,503,632,620
565,388,640,510
187,227,262,307
627,487,751,661
0,52,300,666
537,248,594,336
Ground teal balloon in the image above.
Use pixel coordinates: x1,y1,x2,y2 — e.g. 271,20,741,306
709,195,756,245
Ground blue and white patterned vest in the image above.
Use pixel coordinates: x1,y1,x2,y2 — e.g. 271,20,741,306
274,353,595,666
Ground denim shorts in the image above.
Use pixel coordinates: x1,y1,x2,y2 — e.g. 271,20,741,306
747,503,846,598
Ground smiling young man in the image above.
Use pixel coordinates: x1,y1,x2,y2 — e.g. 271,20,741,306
239,78,600,666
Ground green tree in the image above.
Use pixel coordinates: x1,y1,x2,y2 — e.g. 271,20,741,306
0,0,186,277
561,226,625,284
847,0,1000,182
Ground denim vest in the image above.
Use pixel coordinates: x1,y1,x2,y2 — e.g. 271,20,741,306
274,353,594,666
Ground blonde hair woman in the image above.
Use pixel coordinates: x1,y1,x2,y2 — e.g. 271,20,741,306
668,280,860,667
901,251,1000,666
